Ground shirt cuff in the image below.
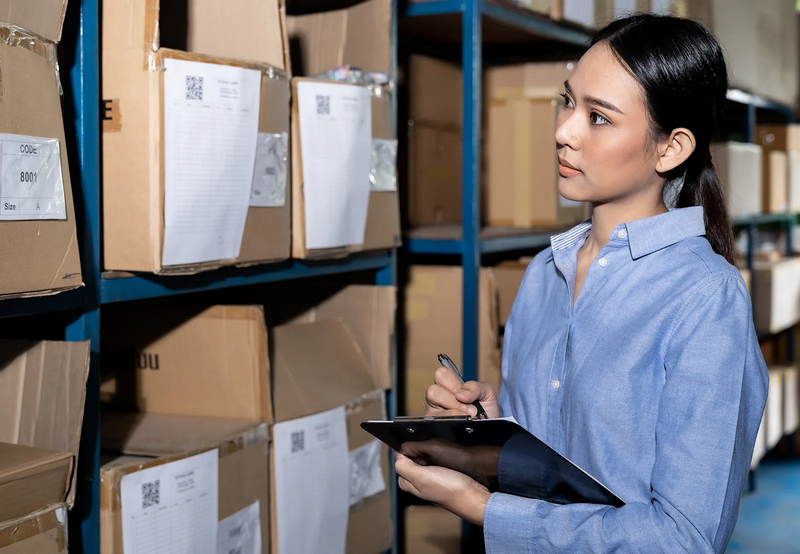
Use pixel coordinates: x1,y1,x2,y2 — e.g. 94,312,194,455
483,492,537,554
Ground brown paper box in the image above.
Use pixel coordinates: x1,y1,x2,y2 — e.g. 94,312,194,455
404,505,462,554
404,266,501,415
270,320,392,554
754,258,800,334
100,414,271,554
0,444,72,524
291,79,400,259
102,0,291,273
762,150,788,214
0,341,91,510
0,1,82,298
0,504,68,553
494,259,532,327
756,125,800,153
100,305,272,423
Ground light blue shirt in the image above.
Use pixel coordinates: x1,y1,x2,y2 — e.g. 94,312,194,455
484,207,768,553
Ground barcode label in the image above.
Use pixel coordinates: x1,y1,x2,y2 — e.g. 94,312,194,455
185,75,204,100
291,430,305,453
141,480,160,508
316,95,330,115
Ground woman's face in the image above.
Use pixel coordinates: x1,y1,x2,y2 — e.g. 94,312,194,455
556,43,663,206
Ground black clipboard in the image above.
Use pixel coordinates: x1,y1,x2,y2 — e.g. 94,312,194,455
361,416,624,508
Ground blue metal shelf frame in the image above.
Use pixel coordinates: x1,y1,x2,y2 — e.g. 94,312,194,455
0,0,403,552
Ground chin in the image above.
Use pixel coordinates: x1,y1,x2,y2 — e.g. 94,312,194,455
557,178,589,204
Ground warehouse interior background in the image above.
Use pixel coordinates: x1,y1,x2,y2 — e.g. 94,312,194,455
0,0,799,553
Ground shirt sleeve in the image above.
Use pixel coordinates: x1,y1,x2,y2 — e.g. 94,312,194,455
484,275,768,554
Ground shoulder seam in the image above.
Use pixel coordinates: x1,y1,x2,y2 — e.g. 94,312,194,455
678,239,713,276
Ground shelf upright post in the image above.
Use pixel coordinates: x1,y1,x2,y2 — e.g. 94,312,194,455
461,1,482,552
744,103,756,143
63,0,102,552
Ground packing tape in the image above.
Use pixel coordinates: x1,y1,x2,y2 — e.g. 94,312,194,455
0,24,57,63
405,300,429,322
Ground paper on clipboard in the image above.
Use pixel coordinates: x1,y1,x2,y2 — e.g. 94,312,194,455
297,81,372,250
162,58,261,266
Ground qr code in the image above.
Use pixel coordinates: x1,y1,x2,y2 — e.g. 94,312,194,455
291,430,305,453
142,480,160,508
316,95,330,115
185,75,204,100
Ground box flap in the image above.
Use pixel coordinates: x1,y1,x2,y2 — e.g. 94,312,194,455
0,443,72,524
101,412,262,457
101,305,272,423
272,320,375,422
287,0,391,76
0,504,67,552
290,285,396,390
0,0,67,43
0,340,90,508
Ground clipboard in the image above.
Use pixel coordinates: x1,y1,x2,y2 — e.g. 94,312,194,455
361,416,624,508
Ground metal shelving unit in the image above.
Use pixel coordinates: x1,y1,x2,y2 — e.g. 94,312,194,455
0,0,400,553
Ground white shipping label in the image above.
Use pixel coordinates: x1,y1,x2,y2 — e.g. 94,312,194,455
120,449,219,554
370,138,398,192
297,81,372,250
250,132,288,207
0,134,66,220
273,406,350,554
162,58,261,267
217,500,261,554
349,439,386,507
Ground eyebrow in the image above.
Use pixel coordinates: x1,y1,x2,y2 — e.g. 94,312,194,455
564,80,625,115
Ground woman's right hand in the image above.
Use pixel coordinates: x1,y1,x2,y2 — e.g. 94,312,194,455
423,366,501,419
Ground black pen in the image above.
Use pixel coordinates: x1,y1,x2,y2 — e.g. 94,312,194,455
437,353,489,420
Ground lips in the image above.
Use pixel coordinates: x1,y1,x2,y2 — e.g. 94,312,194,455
558,158,582,178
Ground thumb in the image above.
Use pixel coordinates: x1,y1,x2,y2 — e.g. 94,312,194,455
455,381,491,403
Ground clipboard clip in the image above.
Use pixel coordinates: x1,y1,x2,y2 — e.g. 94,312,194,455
393,415,474,422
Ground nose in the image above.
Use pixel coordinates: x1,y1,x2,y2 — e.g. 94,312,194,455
555,109,581,151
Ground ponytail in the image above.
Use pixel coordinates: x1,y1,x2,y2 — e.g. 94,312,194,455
676,150,736,265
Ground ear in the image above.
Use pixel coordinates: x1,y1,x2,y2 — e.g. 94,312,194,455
656,128,696,173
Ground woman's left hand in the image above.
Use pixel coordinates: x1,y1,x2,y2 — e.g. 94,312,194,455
395,452,491,525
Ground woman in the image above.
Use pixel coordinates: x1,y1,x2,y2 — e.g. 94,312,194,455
396,14,768,553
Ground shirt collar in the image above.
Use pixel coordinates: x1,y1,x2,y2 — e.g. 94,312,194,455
550,206,706,259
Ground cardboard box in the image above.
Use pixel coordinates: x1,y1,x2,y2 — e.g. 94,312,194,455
291,79,400,259
100,413,271,554
766,366,784,449
271,320,392,554
404,505,462,554
0,443,71,524
0,1,82,298
404,266,501,415
0,341,91,513
102,0,291,273
0,504,68,554
508,0,551,15
753,258,800,334
784,366,799,436
549,0,600,27
286,0,400,257
762,150,788,213
487,87,587,227
100,305,272,422
788,151,800,212
756,125,800,152
594,0,652,25
494,259,532,327
711,142,762,218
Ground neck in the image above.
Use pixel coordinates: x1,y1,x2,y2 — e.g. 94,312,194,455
585,194,668,255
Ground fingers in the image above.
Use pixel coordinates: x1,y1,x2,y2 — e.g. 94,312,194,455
434,366,466,393
455,380,497,405
424,383,478,417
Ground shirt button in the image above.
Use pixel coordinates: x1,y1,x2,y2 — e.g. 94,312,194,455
618,229,627,239
552,379,561,390
598,257,608,267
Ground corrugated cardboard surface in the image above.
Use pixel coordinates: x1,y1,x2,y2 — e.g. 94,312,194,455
404,505,462,554
0,0,67,43
100,418,271,554
103,2,291,272
0,443,72,524
286,0,391,76
404,266,500,415
272,320,377,422
291,79,398,258
288,285,397,390
712,142,762,218
101,305,272,422
0,39,82,298
0,341,91,508
756,125,800,152
0,504,67,553
762,150,788,213
754,258,800,334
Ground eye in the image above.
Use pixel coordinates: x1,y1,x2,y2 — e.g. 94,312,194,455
560,93,573,108
590,111,611,125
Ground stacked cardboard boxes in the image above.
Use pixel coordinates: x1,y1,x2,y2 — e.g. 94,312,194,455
711,142,763,219
0,0,82,298
0,340,91,553
756,125,800,213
